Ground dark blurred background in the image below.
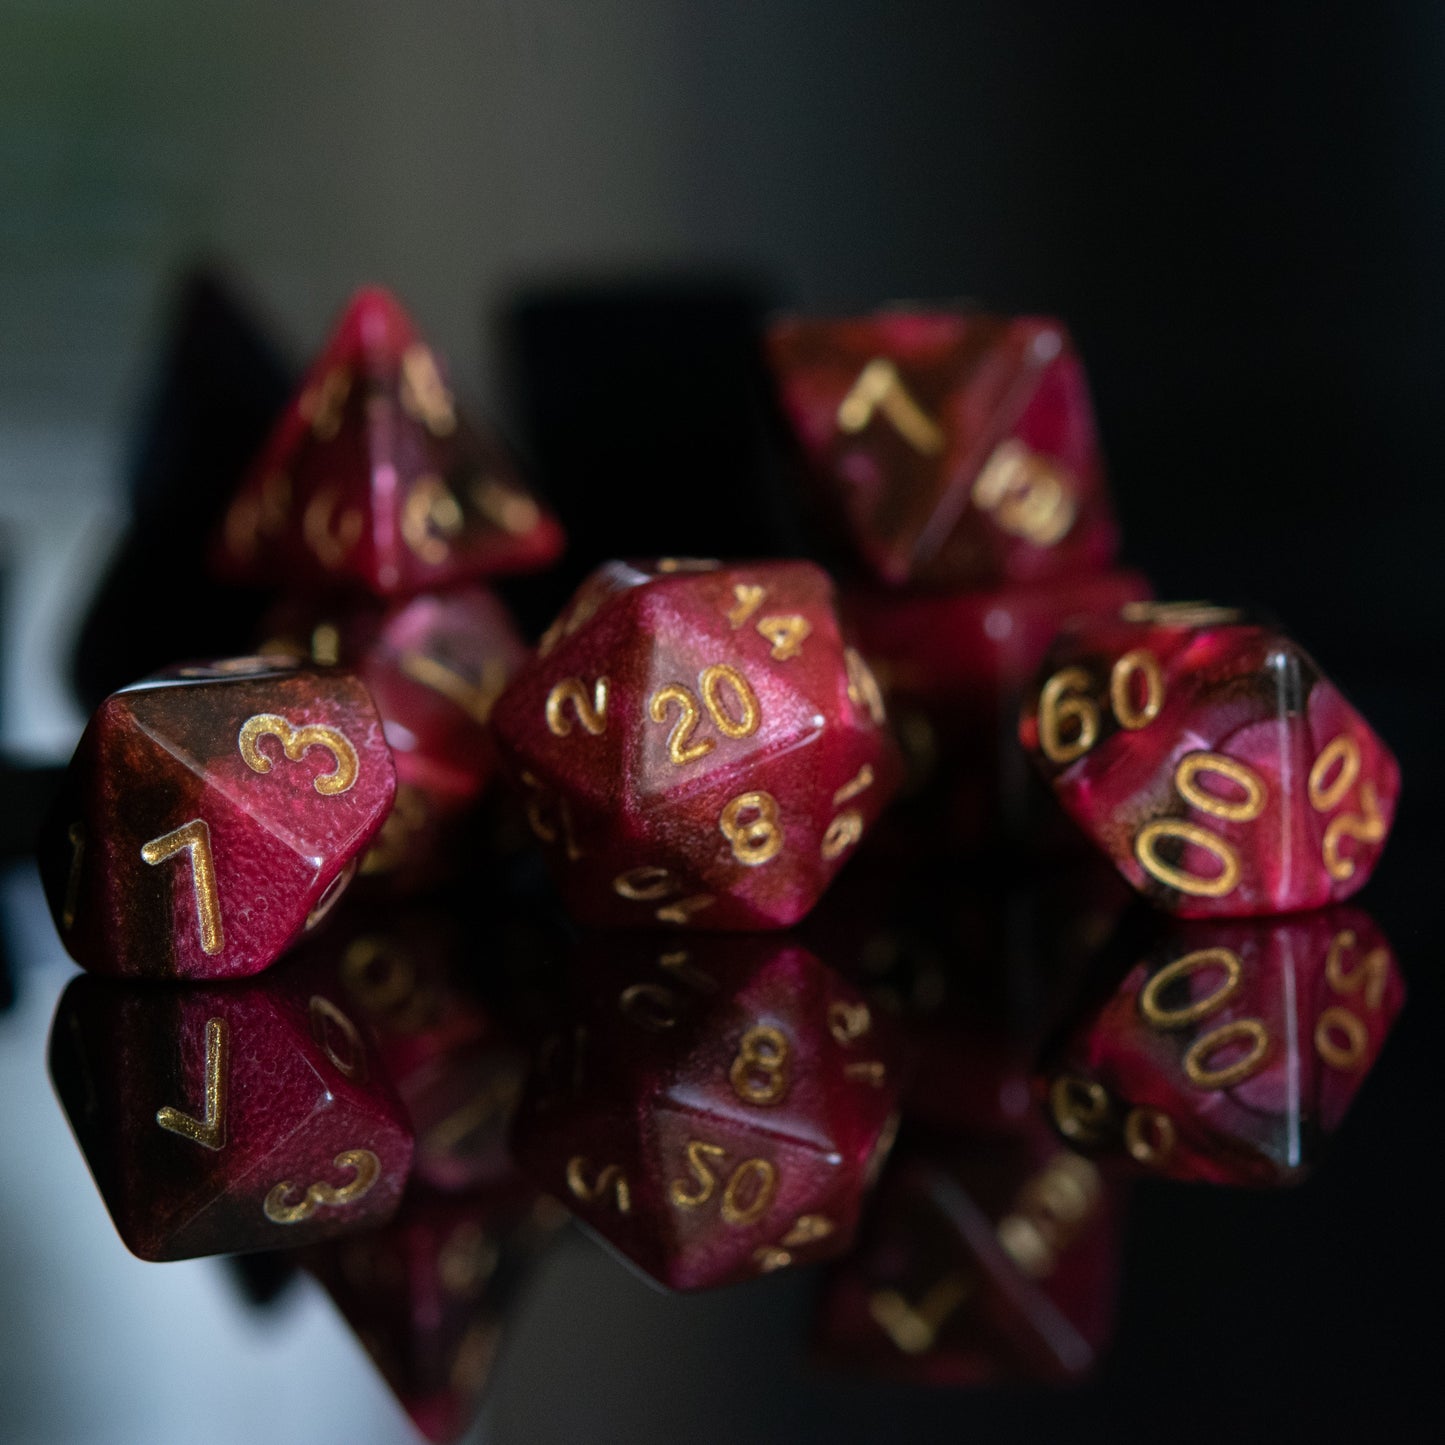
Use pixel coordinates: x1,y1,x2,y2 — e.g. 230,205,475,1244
1,4,1442,1443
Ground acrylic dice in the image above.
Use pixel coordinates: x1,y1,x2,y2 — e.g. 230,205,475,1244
510,935,902,1290
766,309,1118,588
49,959,414,1260
303,1183,556,1443
1021,601,1400,915
1040,910,1403,1186
490,558,901,930
814,1132,1119,1385
214,287,563,596
38,659,395,980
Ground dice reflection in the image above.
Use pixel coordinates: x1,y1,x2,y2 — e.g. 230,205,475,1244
1039,909,1403,1185
301,1182,561,1444
815,1128,1120,1384
48,954,414,1260
510,934,902,1289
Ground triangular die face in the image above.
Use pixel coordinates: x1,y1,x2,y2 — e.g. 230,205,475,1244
219,287,563,594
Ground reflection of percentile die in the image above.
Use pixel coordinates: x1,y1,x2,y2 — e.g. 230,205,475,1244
510,935,902,1289
1039,909,1404,1186
490,558,901,929
49,959,413,1260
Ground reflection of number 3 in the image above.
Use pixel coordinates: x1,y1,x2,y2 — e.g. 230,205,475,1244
238,714,359,795
263,1148,380,1224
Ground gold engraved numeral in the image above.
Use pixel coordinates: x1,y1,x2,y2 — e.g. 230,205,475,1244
844,647,887,725
545,677,608,737
155,1017,228,1150
62,822,85,930
263,1149,381,1225
1182,1019,1271,1089
1048,1074,1112,1144
142,819,224,955
756,615,811,661
820,809,864,861
668,1142,778,1226
720,791,783,866
832,764,875,808
1308,734,1361,813
655,894,714,925
566,1156,631,1213
302,485,363,566
401,474,465,564
309,995,367,1081
519,771,583,859
238,713,359,796
1123,1107,1176,1166
1138,947,1243,1028
1314,1006,1369,1071
1134,752,1267,899
971,440,1077,547
399,343,456,436
869,1273,975,1355
726,583,766,628
729,1024,790,1106
1322,781,1386,882
836,357,945,455
649,663,761,766
611,866,715,925
828,999,872,1045
844,1060,887,1086
400,652,508,726
299,366,352,440
1038,649,1166,765
1325,929,1389,1011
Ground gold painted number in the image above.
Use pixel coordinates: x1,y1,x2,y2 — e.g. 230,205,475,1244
1037,649,1165,764
263,1149,381,1224
565,1156,631,1213
971,440,1076,547
238,714,359,795
142,819,224,955
836,357,944,455
668,1141,778,1226
729,1024,790,1105
156,1017,228,1150
649,664,761,765
1308,733,1388,881
719,791,783,866
545,677,608,737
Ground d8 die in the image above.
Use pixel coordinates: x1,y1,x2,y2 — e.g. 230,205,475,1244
38,659,395,979
214,287,563,596
49,958,413,1260
510,935,902,1290
1021,602,1400,915
766,309,1118,588
1041,910,1403,1186
814,1132,1119,1385
490,558,901,929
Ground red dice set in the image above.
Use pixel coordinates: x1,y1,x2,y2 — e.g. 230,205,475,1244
34,287,1406,1428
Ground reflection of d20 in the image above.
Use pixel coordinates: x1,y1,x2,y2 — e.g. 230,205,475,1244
50,960,413,1260
1041,910,1403,1186
511,935,901,1288
815,1130,1120,1384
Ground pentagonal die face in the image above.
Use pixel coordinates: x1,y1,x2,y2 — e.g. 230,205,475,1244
214,287,563,597
490,559,901,929
1021,602,1400,916
1040,910,1403,1186
49,965,414,1260
766,310,1118,588
510,937,902,1290
38,661,395,980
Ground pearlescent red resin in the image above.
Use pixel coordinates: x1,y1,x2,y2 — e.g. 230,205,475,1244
1039,911,1403,1186
38,660,395,980
489,559,901,930
214,287,563,597
510,935,902,1290
766,310,1118,588
814,1132,1119,1385
1021,603,1400,915
49,960,414,1260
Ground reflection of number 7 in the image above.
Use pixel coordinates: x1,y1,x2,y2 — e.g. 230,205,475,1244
142,819,224,954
